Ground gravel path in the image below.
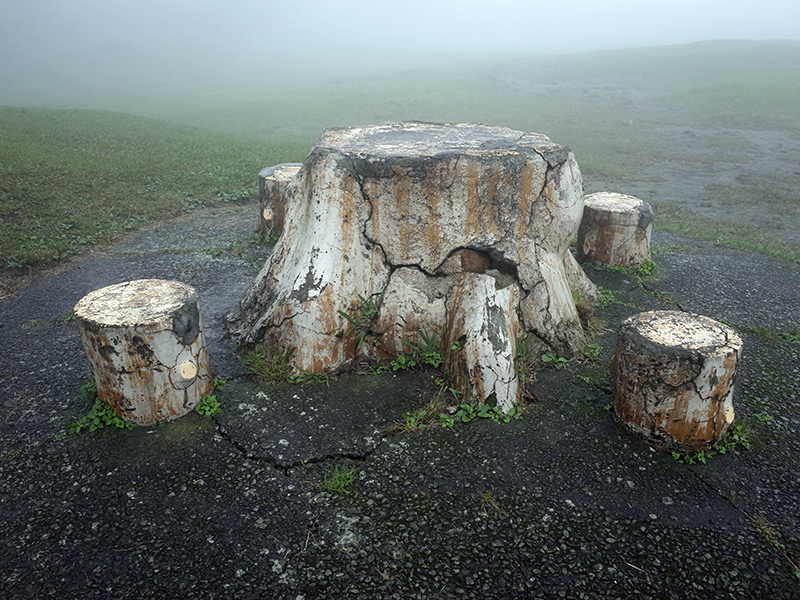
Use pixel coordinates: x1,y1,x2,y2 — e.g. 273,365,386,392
1,205,799,599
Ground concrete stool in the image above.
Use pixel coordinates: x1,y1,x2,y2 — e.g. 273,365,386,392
612,310,742,452
74,279,213,425
258,163,302,237
577,192,653,268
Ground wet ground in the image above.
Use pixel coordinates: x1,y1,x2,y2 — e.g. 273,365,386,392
1,204,799,599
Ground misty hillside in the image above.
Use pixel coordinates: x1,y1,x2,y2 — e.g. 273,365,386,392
2,40,799,287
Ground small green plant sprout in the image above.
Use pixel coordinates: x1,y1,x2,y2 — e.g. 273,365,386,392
596,286,617,306
213,377,227,390
369,362,389,375
783,328,800,343
289,369,338,387
390,353,417,371
337,293,383,350
455,402,521,424
195,394,221,416
582,342,602,362
672,418,753,464
432,376,463,404
67,380,135,434
540,350,569,370
479,490,502,515
321,466,356,494
397,330,445,368
636,258,657,277
414,330,445,368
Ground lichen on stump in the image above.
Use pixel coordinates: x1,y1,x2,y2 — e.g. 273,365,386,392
258,163,302,237
612,310,743,452
577,192,653,268
74,279,213,425
229,122,598,409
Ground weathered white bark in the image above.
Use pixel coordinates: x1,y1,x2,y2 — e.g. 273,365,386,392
612,310,742,452
577,192,653,268
74,279,213,425
444,273,521,411
258,163,302,237
230,122,598,407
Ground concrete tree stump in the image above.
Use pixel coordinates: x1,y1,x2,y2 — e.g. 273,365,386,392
230,122,599,409
258,163,302,237
577,192,653,267
74,279,213,425
612,310,743,452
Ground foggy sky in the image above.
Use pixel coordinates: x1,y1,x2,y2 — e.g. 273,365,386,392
2,0,799,106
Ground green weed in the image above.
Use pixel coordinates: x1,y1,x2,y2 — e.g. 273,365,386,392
582,342,603,362
289,369,338,387
671,417,763,464
390,354,417,371
540,350,569,370
242,343,295,383
195,395,221,416
337,293,383,350
321,466,356,494
636,259,657,276
455,402,522,424
66,381,135,434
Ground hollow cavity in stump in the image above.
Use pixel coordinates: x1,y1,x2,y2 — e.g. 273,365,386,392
230,122,598,410
74,279,213,425
577,192,653,268
612,310,742,452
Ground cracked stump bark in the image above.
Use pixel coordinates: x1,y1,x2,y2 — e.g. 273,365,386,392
229,122,598,410
612,310,743,452
74,279,214,425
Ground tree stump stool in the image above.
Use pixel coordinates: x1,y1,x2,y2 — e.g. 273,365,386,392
258,163,302,237
74,279,214,425
230,122,599,410
612,310,743,452
577,192,653,268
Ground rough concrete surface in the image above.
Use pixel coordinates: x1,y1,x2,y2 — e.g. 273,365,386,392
1,203,799,599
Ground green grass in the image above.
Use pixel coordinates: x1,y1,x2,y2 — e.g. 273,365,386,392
0,107,307,279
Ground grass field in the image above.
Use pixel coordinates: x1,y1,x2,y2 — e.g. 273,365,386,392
2,40,800,295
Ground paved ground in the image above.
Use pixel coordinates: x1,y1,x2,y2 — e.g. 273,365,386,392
1,204,799,599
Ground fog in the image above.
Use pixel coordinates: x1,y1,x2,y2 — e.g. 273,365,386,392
2,0,799,108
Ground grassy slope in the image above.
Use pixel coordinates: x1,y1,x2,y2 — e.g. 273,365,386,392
2,40,799,291
0,108,308,275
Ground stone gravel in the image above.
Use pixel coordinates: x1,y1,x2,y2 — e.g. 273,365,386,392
1,205,798,599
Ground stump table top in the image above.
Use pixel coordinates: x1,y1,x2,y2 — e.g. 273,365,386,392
316,121,564,160
74,279,196,327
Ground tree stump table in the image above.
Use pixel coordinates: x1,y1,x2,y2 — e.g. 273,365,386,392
258,163,302,237
577,192,653,268
230,122,598,410
612,310,743,452
74,279,214,425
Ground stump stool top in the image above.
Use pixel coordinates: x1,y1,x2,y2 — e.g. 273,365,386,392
622,310,743,355
584,192,651,215
74,279,197,328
